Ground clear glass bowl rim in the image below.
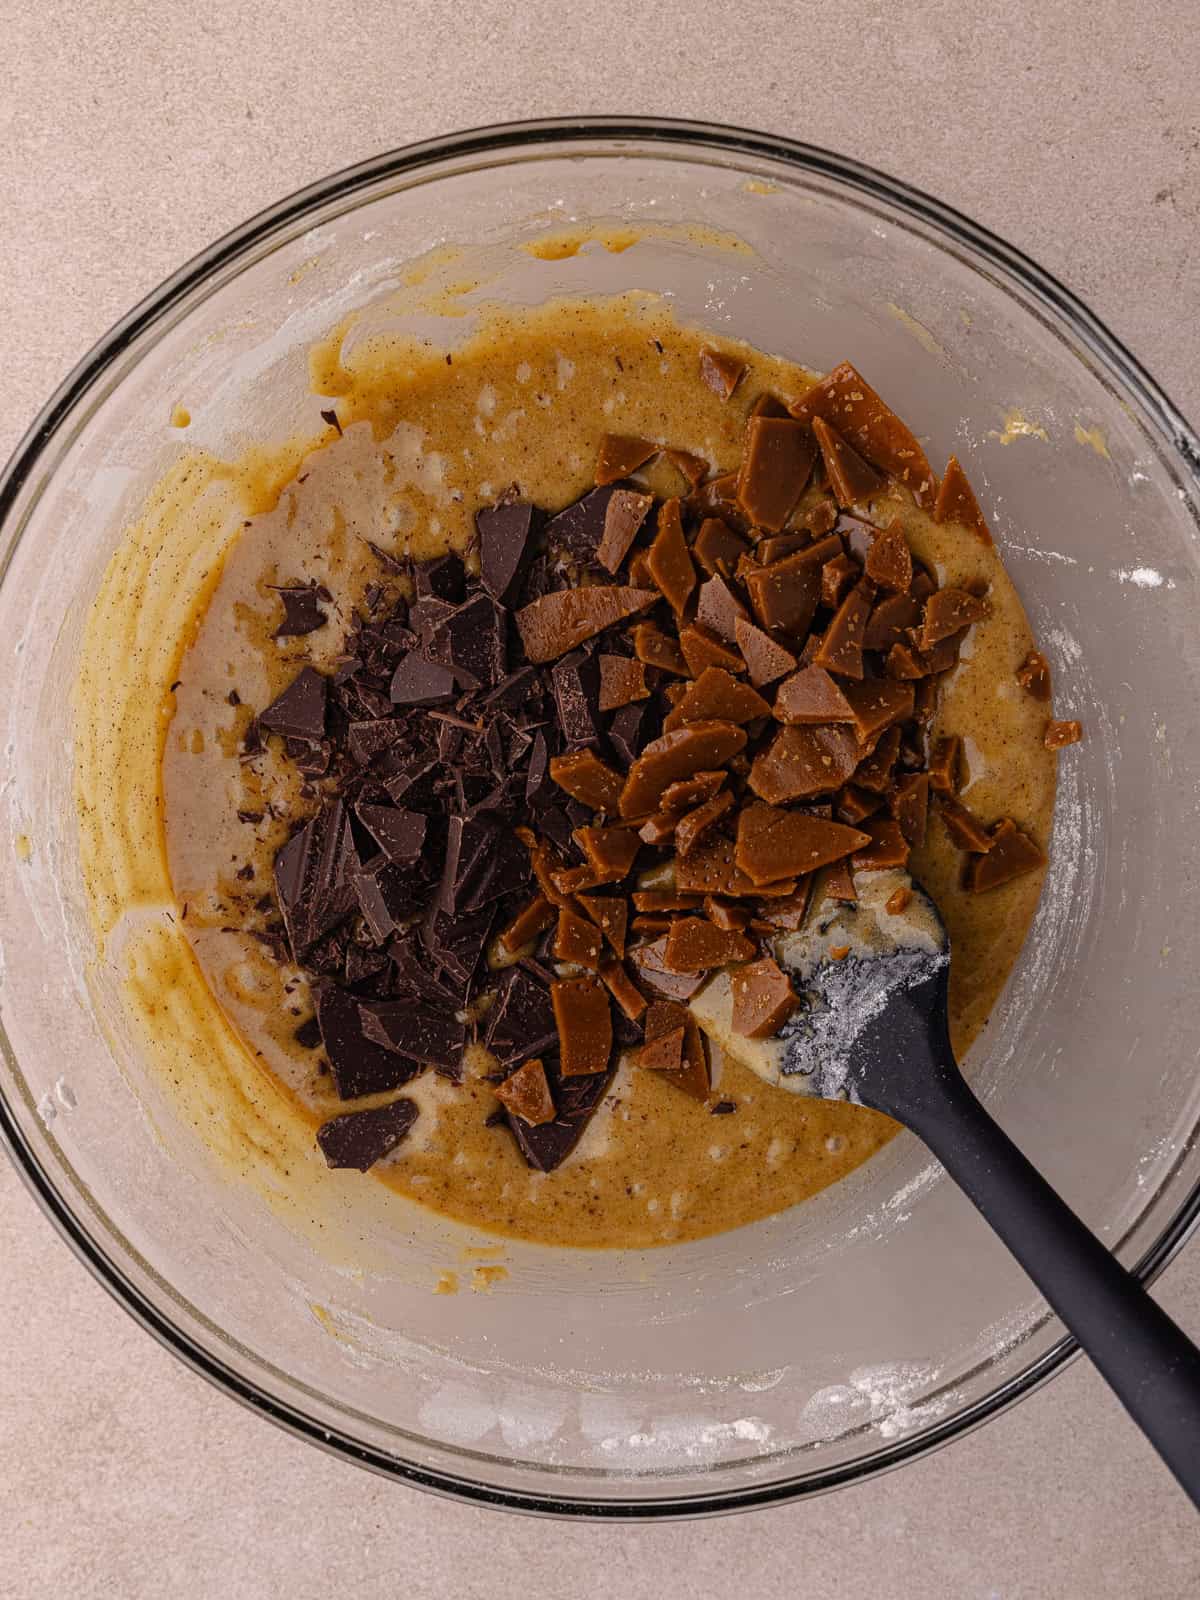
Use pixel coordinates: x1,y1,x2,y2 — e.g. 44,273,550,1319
2,114,1199,1520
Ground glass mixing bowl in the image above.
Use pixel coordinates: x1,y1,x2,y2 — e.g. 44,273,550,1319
1,118,1198,1518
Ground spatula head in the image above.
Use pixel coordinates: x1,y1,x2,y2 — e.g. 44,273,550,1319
775,881,952,1115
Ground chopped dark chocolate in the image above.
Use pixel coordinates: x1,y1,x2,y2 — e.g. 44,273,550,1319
415,555,464,604
389,649,457,706
427,592,507,690
316,983,422,1100
552,649,604,748
274,799,359,958
272,584,329,638
477,499,539,603
359,999,467,1073
486,965,559,1064
356,804,427,865
317,1098,418,1171
506,1057,614,1172
258,666,328,743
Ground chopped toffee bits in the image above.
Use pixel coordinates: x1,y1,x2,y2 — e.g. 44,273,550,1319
736,416,818,532
551,975,613,1076
731,958,797,1039
934,455,992,546
699,345,747,401
1044,718,1083,750
237,356,1049,1180
1017,648,1052,702
493,1059,557,1126
788,362,936,508
965,819,1047,893
811,416,885,508
596,433,657,485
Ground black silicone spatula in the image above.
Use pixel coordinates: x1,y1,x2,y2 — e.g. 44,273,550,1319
776,884,1200,1511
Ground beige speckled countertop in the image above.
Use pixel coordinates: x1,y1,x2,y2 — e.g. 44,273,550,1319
2,2,1199,1594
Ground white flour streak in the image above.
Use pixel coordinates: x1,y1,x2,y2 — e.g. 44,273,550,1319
1002,542,1078,566
1112,566,1175,590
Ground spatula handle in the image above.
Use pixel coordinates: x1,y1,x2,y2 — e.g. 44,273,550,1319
898,1059,1200,1511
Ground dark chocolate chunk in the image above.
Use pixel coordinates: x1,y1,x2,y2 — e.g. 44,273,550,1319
607,699,661,768
317,1097,419,1171
420,900,495,997
552,648,605,748
272,585,329,638
294,1016,322,1049
384,751,441,811
389,649,457,706
544,484,621,563
427,592,507,690
258,666,328,743
506,1056,614,1173
356,804,427,865
415,555,464,604
316,983,422,1100
353,853,420,943
485,965,559,1065
477,499,539,603
274,799,359,958
525,728,556,808
437,815,499,913
359,999,466,1072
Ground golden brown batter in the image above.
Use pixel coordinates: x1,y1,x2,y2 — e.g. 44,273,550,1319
130,293,1056,1249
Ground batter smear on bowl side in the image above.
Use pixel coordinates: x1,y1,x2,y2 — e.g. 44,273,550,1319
146,293,1074,1248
